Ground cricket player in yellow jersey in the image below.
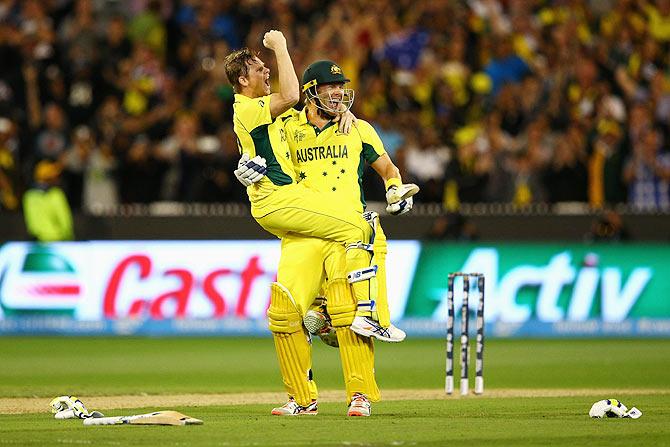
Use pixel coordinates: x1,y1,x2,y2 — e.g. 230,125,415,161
224,30,373,254
225,32,418,417
287,60,414,340
236,59,418,417
287,60,417,416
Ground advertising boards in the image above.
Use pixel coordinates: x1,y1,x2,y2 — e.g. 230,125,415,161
0,241,668,337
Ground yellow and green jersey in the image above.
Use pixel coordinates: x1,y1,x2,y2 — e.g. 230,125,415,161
285,109,385,213
232,94,297,201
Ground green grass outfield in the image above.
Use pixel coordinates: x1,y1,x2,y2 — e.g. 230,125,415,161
1,337,669,446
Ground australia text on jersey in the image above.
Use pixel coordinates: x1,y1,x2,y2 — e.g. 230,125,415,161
296,145,349,163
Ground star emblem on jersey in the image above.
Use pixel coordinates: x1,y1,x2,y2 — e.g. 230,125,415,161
332,160,337,165
340,169,345,174
322,171,327,176
299,171,306,180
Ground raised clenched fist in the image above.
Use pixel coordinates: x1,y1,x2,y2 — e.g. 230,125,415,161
263,30,287,51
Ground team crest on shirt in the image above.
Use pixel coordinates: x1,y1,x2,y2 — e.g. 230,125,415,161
293,129,306,142
330,65,342,75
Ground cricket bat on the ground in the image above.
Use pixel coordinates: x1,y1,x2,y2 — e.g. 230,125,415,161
83,410,203,426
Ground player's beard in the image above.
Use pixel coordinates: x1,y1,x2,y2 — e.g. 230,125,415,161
316,106,337,120
308,88,354,115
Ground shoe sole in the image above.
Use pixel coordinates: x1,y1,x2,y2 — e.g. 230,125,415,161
350,325,405,343
271,411,318,416
347,411,370,417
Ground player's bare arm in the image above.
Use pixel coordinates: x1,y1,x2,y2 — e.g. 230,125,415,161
371,154,401,184
263,30,299,118
371,154,419,215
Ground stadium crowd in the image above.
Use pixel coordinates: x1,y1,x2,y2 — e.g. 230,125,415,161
1,0,670,215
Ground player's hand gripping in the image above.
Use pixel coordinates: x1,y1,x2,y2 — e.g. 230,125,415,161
334,109,357,135
262,30,287,52
234,153,267,187
385,181,420,216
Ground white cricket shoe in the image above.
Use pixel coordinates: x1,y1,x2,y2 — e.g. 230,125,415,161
347,393,371,417
271,398,318,416
350,316,406,342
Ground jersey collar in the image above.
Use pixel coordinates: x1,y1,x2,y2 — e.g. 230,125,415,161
298,108,309,125
300,108,337,136
234,93,257,104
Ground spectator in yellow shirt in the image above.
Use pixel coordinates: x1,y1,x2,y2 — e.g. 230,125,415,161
23,160,74,242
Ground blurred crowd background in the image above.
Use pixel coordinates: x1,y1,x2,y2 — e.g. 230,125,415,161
1,0,670,218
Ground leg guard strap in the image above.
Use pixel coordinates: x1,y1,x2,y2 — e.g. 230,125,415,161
346,242,374,253
347,265,378,284
357,300,378,322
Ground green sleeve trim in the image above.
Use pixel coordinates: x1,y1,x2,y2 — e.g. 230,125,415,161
362,142,380,164
357,142,380,208
357,151,367,209
250,124,293,186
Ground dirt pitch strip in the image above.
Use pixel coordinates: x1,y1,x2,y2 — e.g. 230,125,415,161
3,388,668,415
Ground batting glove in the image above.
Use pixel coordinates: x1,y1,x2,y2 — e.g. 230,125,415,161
234,153,267,187
50,395,105,419
385,182,420,205
50,395,74,414
386,196,413,215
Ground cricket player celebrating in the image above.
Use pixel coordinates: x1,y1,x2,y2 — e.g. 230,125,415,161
281,60,416,417
235,58,417,416
224,30,374,255
289,60,414,343
225,31,416,417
